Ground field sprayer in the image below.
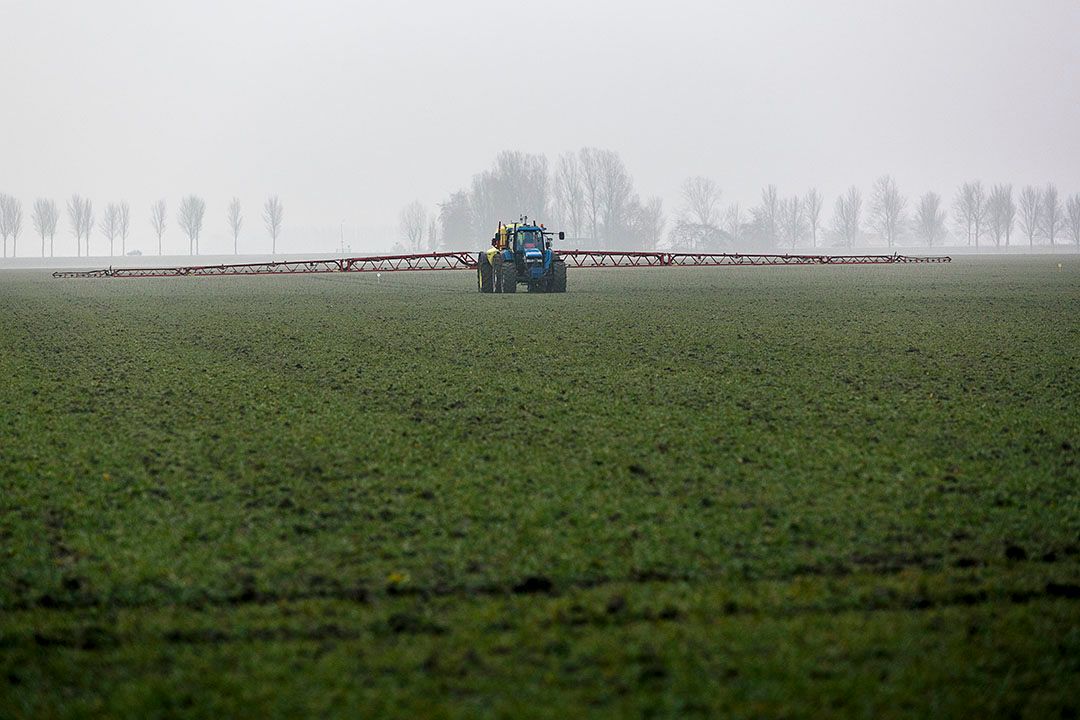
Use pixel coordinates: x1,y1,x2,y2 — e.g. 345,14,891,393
53,217,952,285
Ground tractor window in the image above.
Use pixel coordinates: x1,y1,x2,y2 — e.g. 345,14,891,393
519,231,542,250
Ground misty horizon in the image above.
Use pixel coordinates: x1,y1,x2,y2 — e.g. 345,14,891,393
2,0,1079,256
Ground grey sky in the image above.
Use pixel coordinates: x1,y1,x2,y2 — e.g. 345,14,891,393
2,0,1078,253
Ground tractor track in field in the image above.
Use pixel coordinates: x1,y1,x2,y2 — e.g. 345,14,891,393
5,580,1079,651
4,556,1078,622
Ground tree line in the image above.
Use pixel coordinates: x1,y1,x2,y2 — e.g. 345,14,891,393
398,151,1080,252
398,149,665,253
0,194,285,258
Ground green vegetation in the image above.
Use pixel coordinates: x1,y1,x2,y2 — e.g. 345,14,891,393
1,258,1077,717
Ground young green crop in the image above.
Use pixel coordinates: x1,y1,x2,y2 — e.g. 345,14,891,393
1,258,1077,718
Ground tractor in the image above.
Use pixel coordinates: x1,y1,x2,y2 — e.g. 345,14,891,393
476,218,567,293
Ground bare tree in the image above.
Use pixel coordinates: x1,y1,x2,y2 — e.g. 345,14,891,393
100,203,121,256
597,150,635,247
1017,185,1042,247
150,199,167,255
227,198,242,254
81,198,94,256
178,195,206,255
953,181,986,248
679,176,722,228
724,203,743,246
780,195,804,248
869,175,907,247
985,184,1016,248
0,195,20,257
913,192,947,247
426,217,439,251
630,196,665,251
118,202,130,255
833,186,862,248
579,147,604,244
1067,194,1080,248
62,196,92,256
553,152,584,239
263,196,283,254
804,189,823,248
399,201,427,252
32,198,59,257
67,195,84,257
748,185,781,248
439,191,473,251
1040,184,1064,247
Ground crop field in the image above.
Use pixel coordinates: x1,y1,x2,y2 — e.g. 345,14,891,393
0,257,1078,717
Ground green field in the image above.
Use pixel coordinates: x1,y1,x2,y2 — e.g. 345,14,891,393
1,258,1078,718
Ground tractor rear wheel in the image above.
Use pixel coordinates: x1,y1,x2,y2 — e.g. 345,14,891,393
477,253,494,293
551,260,567,293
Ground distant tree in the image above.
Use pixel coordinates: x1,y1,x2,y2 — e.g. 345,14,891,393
100,203,121,256
553,152,585,239
747,184,781,249
227,198,242,254
67,195,84,257
119,202,130,255
426,217,439,252
64,196,93,256
953,181,986,248
630,196,665,251
150,199,167,255
804,188,823,248
399,201,427,252
833,186,862,248
579,147,604,244
724,203,743,247
679,176,722,228
263,196,283,254
913,192,947,247
1017,185,1042,247
1040,184,1064,247
780,194,804,248
32,198,59,257
985,184,1015,248
0,195,20,257
494,150,549,220
439,190,473,250
869,175,907,247
178,195,206,255
1067,194,1080,248
597,150,636,248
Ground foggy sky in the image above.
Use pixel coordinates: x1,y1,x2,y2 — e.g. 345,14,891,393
2,0,1078,254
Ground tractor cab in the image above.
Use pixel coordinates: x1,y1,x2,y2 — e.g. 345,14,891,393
514,227,547,265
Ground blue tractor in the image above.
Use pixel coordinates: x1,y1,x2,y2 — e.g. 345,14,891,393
477,218,567,293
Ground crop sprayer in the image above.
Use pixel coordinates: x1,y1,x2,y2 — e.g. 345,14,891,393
54,217,951,288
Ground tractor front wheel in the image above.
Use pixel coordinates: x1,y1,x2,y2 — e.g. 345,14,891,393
551,260,567,293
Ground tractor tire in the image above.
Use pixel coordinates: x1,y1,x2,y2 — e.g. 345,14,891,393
498,258,517,294
551,260,567,293
477,253,494,293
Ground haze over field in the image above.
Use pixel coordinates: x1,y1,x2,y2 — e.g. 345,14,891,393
1,0,1079,253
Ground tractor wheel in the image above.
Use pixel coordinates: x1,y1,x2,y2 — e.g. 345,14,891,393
498,259,517,293
551,260,567,293
477,253,494,293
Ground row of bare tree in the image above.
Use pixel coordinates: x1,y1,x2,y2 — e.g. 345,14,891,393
403,149,666,252
396,154,1080,252
0,194,285,257
669,177,1080,251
